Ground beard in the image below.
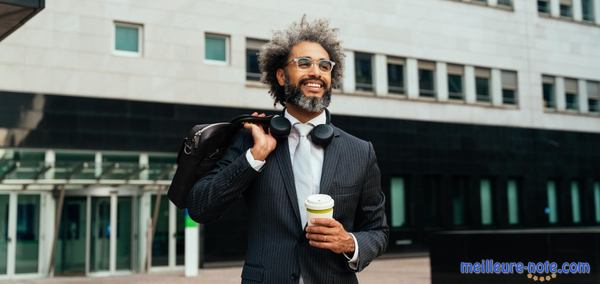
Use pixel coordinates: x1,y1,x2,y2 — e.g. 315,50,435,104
283,76,332,113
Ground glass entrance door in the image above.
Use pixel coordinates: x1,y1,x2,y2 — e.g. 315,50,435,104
15,195,40,274
55,197,87,275
90,197,110,272
117,196,133,271
0,195,8,275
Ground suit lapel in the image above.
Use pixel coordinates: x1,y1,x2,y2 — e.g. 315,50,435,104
319,127,341,196
275,138,302,226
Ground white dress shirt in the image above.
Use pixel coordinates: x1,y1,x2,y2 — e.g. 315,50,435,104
245,110,359,270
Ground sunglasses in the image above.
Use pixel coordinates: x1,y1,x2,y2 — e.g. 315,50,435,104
288,57,336,73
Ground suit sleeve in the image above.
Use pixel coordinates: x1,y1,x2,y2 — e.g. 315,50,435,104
185,129,259,224
351,142,389,272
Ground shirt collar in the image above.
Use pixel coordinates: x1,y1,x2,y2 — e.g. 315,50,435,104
284,109,327,127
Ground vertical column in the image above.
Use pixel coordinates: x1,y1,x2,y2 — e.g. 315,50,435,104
95,152,102,178
595,0,600,24
168,202,176,267
550,0,561,17
406,58,419,99
44,150,55,180
374,54,388,96
7,193,17,275
138,193,149,272
39,192,55,276
491,69,503,106
109,193,117,272
436,62,448,102
184,209,198,277
555,77,566,111
342,50,355,93
465,66,476,104
85,196,91,274
578,79,589,113
488,0,498,6
139,153,149,181
573,0,583,21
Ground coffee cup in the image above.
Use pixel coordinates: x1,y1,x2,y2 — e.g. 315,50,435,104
304,194,334,226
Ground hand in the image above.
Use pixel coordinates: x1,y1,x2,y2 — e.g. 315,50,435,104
244,112,277,161
305,218,355,254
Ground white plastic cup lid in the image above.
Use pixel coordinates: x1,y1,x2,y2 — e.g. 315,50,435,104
304,194,334,210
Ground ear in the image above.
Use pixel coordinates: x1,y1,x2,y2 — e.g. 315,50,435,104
276,68,285,86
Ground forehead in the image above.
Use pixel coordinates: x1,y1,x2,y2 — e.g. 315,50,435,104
289,41,330,60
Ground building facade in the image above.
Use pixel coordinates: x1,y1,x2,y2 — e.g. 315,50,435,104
0,0,599,278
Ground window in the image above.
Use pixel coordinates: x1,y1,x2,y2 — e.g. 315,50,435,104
114,22,142,56
480,179,493,225
538,0,550,14
447,64,464,101
498,0,512,8
451,176,469,226
542,76,556,109
354,52,373,92
205,33,228,63
582,0,595,22
501,71,518,105
546,181,558,224
507,180,519,225
246,38,267,81
387,57,405,94
560,0,573,18
594,182,600,223
390,178,406,227
570,181,581,224
418,61,436,98
564,78,578,111
587,81,600,114
475,68,491,103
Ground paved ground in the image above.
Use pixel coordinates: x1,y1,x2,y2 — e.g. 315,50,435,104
3,257,431,284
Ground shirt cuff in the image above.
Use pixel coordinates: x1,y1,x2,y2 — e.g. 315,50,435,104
343,233,359,270
245,149,266,172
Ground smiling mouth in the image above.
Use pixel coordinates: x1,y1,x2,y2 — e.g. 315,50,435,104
301,80,325,91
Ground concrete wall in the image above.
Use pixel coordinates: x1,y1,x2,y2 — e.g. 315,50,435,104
0,0,598,132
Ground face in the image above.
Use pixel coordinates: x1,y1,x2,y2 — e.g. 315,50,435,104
276,41,333,112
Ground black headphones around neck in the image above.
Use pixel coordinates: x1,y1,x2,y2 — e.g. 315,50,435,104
269,108,334,147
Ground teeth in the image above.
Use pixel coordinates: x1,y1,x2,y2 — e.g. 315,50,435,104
305,83,321,88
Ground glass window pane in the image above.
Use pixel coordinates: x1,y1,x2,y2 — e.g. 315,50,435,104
498,0,512,7
448,74,463,100
480,179,493,225
507,180,519,225
151,194,169,266
571,182,581,223
387,63,405,94
205,35,227,61
560,1,573,18
15,195,40,274
115,25,140,53
476,77,490,102
90,197,110,272
390,178,406,227
117,197,132,270
0,195,8,274
246,49,261,81
594,182,600,223
355,53,373,91
418,61,435,98
582,0,595,21
543,77,556,109
56,197,87,275
547,181,558,224
451,177,467,226
538,0,550,13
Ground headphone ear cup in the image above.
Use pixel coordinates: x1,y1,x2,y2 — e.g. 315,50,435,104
269,116,291,138
310,124,334,147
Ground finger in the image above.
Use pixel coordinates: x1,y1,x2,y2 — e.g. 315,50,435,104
306,232,334,242
251,112,258,117
305,225,337,235
309,240,335,250
258,113,266,117
310,218,338,228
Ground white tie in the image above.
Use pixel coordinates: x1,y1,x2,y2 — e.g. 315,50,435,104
293,123,314,228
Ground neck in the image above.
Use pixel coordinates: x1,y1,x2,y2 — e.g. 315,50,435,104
286,104,323,123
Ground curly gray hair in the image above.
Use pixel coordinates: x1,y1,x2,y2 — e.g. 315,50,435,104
259,16,345,107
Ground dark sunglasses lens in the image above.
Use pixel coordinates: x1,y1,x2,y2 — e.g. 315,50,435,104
318,60,333,72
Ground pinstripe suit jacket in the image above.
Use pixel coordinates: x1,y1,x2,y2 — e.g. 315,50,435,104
187,125,389,284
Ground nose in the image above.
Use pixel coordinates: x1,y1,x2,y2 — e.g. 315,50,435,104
306,62,322,78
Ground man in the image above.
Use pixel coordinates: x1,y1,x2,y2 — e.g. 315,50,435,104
186,17,388,283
